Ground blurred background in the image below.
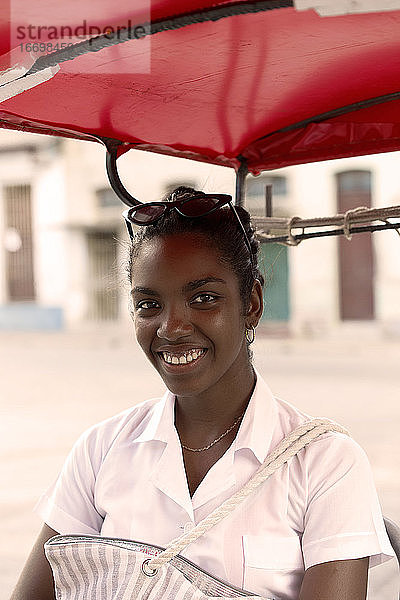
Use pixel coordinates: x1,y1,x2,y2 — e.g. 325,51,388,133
0,129,399,598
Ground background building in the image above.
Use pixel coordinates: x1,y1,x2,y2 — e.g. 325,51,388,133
0,129,399,335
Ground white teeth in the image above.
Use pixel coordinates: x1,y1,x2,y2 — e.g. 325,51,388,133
160,348,205,365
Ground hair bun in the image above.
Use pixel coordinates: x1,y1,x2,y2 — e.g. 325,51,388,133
166,186,204,202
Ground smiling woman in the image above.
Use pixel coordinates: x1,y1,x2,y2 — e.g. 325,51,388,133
129,233,261,406
10,188,394,600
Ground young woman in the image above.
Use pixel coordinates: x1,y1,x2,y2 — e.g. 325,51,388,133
11,187,393,600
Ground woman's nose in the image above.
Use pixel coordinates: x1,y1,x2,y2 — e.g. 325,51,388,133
156,307,193,340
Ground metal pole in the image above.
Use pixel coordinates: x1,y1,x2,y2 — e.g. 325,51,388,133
235,159,248,207
98,137,141,207
265,184,273,217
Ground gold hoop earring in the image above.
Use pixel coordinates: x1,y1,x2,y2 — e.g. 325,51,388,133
245,325,256,344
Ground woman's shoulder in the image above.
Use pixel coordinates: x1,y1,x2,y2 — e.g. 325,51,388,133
272,394,367,466
71,393,167,455
270,396,375,514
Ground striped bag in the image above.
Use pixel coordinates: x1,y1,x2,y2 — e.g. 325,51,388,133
45,419,347,599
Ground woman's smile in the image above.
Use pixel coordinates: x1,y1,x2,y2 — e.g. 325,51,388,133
157,347,207,366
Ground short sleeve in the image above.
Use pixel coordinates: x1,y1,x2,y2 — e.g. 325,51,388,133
301,433,395,570
34,425,105,534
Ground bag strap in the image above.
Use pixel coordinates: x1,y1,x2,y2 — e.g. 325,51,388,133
147,418,348,570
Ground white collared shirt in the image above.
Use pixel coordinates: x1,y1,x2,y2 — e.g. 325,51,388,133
36,372,394,600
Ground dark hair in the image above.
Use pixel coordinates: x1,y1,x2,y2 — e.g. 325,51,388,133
127,186,265,314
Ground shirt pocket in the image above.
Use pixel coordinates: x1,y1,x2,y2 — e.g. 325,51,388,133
243,534,304,598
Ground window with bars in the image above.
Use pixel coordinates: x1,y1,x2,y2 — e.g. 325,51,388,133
86,231,119,320
4,184,35,302
246,175,288,217
247,175,287,198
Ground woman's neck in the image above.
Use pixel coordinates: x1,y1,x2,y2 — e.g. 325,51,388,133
174,362,256,433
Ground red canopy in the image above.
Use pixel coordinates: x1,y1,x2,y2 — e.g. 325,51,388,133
2,1,400,173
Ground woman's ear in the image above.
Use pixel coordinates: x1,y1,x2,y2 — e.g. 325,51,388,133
246,279,264,328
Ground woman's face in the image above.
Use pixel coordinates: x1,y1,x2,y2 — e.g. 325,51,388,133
130,233,259,398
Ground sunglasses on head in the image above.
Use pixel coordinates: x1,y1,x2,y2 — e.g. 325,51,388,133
122,193,254,266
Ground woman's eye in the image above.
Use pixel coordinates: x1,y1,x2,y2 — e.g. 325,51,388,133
191,293,218,304
136,300,160,310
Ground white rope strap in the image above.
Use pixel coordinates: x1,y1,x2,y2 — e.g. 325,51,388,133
252,204,400,234
147,418,349,570
343,206,369,240
286,216,303,246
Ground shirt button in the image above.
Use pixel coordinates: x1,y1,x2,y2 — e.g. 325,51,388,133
183,522,194,534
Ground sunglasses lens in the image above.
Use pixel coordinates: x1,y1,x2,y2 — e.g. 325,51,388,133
129,204,166,224
179,196,221,217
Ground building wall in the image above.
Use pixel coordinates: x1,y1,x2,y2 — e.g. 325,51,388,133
287,155,400,335
0,130,399,334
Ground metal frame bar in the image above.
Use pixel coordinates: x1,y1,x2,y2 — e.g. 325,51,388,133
257,221,400,244
100,141,400,247
101,138,141,207
235,158,248,207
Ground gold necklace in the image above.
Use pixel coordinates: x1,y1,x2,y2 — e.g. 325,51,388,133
180,410,245,452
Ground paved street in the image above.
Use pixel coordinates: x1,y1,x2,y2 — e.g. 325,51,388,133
1,327,399,599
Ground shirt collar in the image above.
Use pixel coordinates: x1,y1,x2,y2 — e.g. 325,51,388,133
132,389,175,444
132,369,277,464
234,368,277,464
